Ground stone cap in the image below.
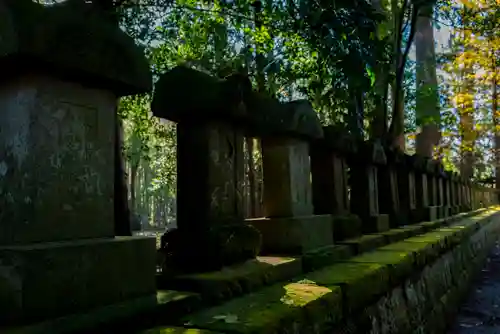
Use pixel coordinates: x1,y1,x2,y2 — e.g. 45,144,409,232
152,66,324,141
0,0,152,96
242,93,324,140
384,146,405,166
320,125,356,155
347,140,387,166
151,66,252,124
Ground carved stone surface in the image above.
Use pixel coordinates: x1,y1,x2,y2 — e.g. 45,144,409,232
310,144,349,215
176,121,245,230
261,138,313,217
0,76,115,245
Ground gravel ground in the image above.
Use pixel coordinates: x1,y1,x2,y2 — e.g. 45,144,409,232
448,240,500,334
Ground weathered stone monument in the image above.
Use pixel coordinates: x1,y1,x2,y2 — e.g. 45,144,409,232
151,66,262,273
310,125,362,240
348,140,390,233
0,0,156,325
247,99,335,256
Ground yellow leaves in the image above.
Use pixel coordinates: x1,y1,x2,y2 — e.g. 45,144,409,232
453,93,474,107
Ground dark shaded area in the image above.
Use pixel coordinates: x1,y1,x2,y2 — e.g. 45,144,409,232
448,241,500,334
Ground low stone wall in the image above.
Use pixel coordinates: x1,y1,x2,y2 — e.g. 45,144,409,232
7,208,500,334
157,207,500,334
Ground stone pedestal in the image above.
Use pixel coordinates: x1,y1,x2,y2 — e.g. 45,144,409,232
152,67,263,274
350,164,390,233
0,2,159,324
0,237,155,325
378,166,403,228
176,121,244,229
249,137,333,255
310,132,360,240
0,76,156,325
408,171,421,223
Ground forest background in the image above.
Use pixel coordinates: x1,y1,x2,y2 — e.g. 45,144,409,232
43,0,500,229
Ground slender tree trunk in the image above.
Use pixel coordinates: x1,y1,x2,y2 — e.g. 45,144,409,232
415,5,440,158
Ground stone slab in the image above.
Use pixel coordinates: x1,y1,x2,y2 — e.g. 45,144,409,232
301,244,353,272
377,228,416,244
0,76,116,245
182,280,342,334
0,236,156,325
3,290,201,334
362,214,390,233
424,206,440,221
247,215,333,255
338,234,387,255
156,256,302,304
332,214,362,241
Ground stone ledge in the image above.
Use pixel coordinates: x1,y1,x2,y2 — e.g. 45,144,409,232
168,207,500,334
0,236,156,326
156,256,302,304
3,290,200,334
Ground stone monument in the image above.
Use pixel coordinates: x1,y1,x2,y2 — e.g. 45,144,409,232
0,0,156,325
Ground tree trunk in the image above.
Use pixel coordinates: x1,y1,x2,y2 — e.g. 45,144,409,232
415,5,440,158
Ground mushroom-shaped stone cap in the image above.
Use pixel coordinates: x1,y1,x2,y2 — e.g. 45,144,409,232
151,66,253,123
0,0,151,96
321,125,356,154
244,95,323,140
276,100,324,140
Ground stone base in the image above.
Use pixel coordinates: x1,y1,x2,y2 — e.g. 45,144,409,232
157,256,302,304
0,236,156,326
450,205,461,216
423,206,440,221
388,211,409,228
409,208,424,224
332,214,362,241
442,206,452,218
3,290,201,334
362,214,390,233
247,215,333,255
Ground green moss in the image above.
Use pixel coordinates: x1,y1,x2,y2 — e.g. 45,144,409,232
376,229,414,243
415,220,445,232
182,282,342,334
378,240,436,268
159,257,302,303
302,245,353,272
345,249,414,284
338,234,387,254
303,262,390,313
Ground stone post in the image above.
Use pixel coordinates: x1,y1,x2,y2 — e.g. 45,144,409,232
413,156,439,221
379,148,404,227
443,172,452,217
348,141,390,233
310,126,361,240
247,100,334,256
426,160,441,219
0,1,156,325
453,172,463,213
151,67,261,273
435,161,446,218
